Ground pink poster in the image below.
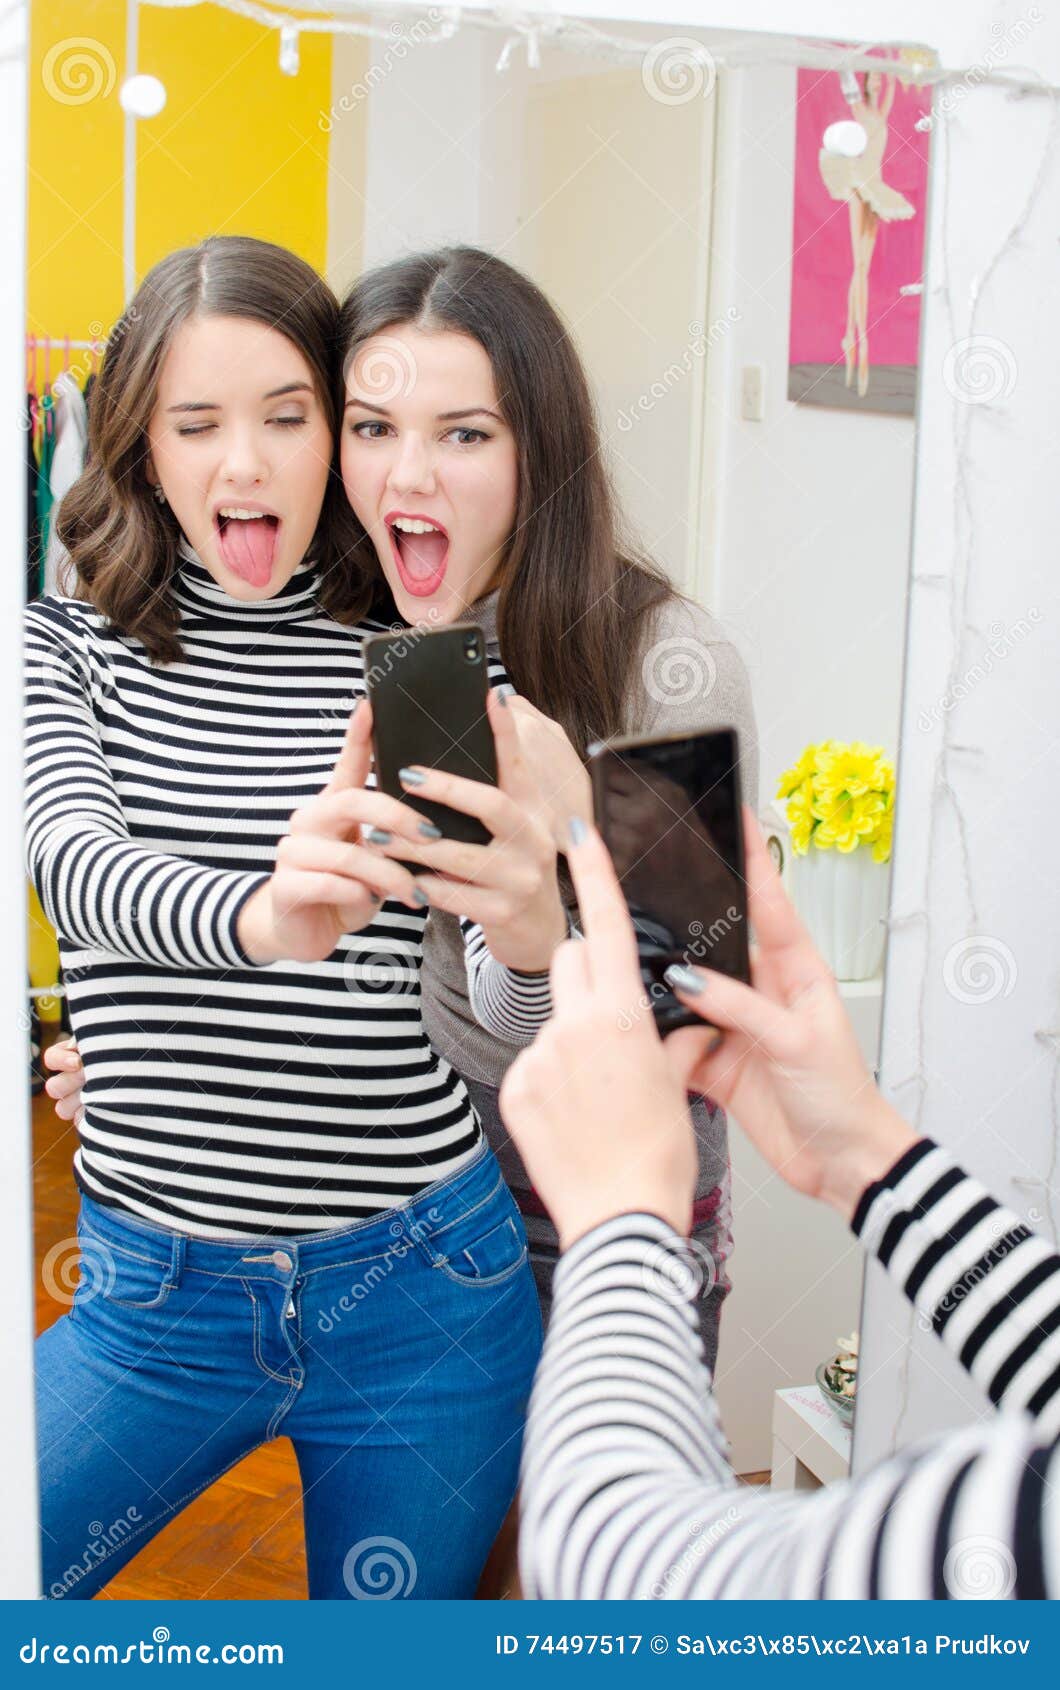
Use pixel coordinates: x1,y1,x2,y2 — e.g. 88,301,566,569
788,54,932,415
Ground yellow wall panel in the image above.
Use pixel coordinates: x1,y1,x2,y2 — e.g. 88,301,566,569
136,6,332,278
28,0,333,347
28,1,127,343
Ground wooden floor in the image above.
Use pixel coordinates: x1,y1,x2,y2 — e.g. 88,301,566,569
32,1025,764,1600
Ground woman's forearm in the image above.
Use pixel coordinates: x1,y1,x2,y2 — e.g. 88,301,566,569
519,1138,1060,1599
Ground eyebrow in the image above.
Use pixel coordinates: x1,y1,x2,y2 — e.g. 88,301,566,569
166,382,315,414
344,399,503,423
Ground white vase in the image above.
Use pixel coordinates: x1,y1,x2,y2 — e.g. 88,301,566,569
789,845,890,981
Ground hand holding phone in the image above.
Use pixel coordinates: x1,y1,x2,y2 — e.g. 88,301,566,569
363,624,568,972
588,728,751,1034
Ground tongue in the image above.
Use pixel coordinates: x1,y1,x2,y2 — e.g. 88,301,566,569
220,517,278,587
397,528,447,581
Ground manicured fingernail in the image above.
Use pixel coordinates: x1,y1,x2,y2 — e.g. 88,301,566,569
496,682,516,697
568,816,588,846
418,822,442,839
412,885,429,906
665,964,707,995
399,767,426,787
364,827,391,845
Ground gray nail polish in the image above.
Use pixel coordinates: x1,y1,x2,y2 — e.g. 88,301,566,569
418,821,443,839
364,827,391,845
399,767,426,787
496,682,516,697
568,816,588,846
665,964,707,995
412,886,429,906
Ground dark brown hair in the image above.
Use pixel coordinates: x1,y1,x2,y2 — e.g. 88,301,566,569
336,246,675,751
56,235,359,663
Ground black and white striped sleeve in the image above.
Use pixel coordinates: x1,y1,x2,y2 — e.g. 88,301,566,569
25,603,268,971
518,1138,1060,1600
460,911,582,1043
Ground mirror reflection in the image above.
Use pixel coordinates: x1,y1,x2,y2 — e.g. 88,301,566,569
25,4,929,1600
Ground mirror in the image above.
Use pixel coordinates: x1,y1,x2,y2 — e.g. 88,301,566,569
24,1,933,1597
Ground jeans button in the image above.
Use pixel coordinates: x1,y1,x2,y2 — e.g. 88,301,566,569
272,1250,293,1272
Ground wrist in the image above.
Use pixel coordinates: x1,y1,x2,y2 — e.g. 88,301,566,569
486,888,569,974
236,882,280,965
557,1184,692,1253
819,1096,921,1224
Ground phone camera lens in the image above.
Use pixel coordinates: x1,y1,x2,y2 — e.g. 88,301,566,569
464,638,481,664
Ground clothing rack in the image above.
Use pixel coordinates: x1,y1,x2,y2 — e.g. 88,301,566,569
25,334,104,394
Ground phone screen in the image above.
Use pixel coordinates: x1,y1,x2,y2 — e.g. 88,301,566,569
590,728,750,1034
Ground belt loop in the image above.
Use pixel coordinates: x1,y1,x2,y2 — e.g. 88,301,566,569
168,1233,186,1290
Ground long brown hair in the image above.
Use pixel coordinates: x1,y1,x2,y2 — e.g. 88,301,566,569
56,235,359,664
336,246,675,751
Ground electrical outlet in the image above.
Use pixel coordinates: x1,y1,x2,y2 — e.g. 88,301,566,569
741,364,764,421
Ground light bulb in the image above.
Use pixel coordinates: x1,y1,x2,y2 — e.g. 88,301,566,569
119,74,167,118
822,120,868,158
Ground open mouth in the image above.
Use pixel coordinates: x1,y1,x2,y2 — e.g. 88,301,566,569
214,507,282,588
386,514,449,598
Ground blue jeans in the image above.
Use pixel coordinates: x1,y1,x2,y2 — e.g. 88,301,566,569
36,1140,542,1599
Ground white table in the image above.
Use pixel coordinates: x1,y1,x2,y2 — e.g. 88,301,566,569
770,1385,852,1490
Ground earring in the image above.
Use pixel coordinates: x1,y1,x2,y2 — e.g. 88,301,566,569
152,484,167,506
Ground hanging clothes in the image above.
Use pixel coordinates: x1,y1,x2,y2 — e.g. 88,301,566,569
25,393,42,604
43,371,89,596
34,390,57,594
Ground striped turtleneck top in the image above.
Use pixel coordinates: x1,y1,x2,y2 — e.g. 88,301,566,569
24,543,544,1239
520,1137,1059,1599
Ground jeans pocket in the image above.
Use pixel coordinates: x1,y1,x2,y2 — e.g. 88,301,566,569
75,1218,175,1311
431,1185,529,1290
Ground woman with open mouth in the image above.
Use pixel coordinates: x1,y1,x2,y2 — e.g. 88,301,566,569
28,235,567,1602
334,246,759,1384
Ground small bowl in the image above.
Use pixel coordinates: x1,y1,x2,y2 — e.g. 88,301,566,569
815,1359,855,1425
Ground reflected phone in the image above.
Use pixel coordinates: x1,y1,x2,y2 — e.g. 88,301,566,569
364,624,496,873
587,727,751,1035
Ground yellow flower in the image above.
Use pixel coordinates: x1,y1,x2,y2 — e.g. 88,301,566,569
776,741,895,858
776,747,817,800
786,784,816,854
815,742,891,807
871,809,894,863
813,791,886,853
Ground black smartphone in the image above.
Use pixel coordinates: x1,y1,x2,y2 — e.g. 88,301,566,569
587,727,751,1035
364,623,496,872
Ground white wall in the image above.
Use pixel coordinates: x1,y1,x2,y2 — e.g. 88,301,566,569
854,49,1060,1472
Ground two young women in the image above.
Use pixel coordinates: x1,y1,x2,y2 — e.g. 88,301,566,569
30,236,758,1599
